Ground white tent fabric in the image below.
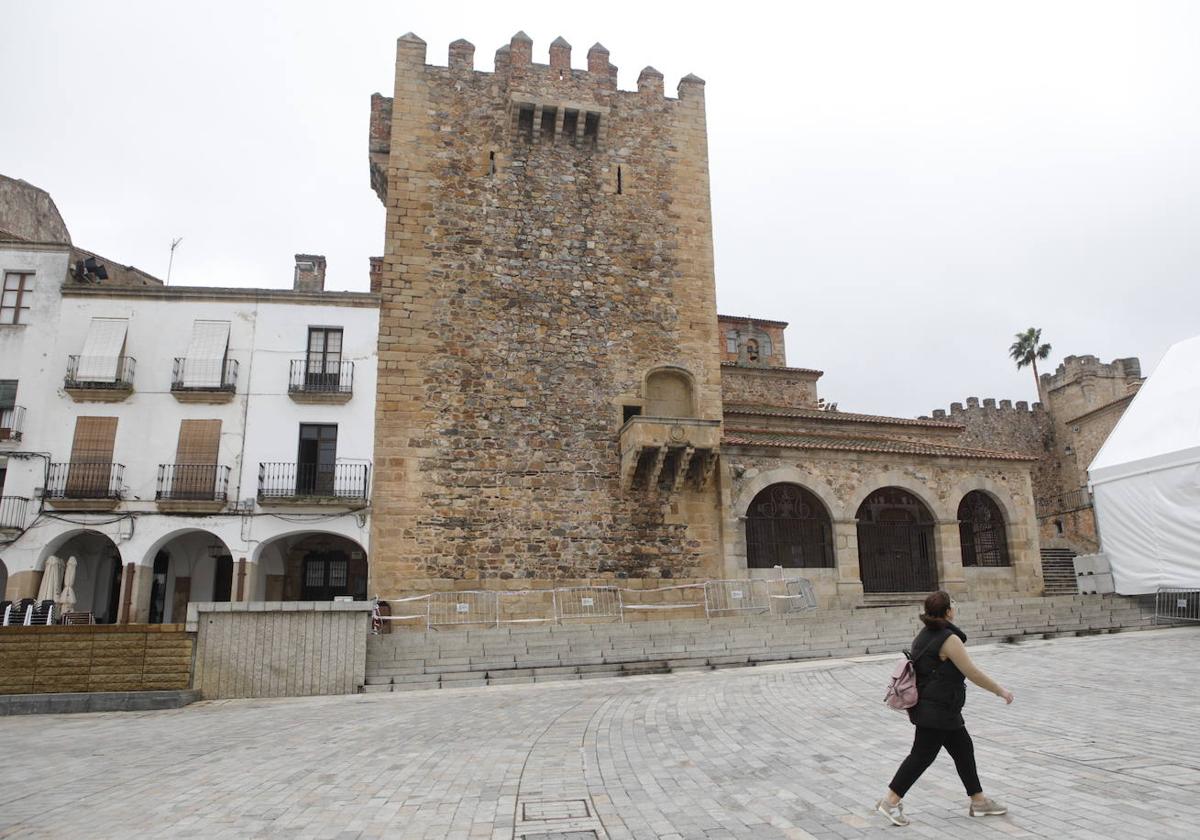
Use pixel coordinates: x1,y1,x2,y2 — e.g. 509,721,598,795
181,320,230,388
1089,334,1200,593
75,318,128,381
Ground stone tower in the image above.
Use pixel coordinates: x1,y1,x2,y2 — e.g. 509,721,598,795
369,33,724,590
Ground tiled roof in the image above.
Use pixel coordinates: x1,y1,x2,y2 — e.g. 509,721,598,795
722,429,1036,461
723,403,963,429
717,313,789,328
720,362,824,376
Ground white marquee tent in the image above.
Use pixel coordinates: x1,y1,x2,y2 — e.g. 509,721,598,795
1089,334,1200,594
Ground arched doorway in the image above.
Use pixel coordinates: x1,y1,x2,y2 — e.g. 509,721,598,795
0,558,8,600
45,531,123,623
257,533,368,601
146,530,234,624
745,483,834,568
856,487,937,593
958,491,1011,568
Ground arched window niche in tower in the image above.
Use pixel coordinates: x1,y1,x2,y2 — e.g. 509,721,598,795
643,367,696,419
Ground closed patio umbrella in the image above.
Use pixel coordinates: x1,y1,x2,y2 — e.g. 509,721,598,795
37,555,64,603
58,556,78,616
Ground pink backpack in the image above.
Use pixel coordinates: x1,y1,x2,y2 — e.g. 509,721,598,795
884,634,943,712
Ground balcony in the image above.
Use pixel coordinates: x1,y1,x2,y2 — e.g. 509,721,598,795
171,358,238,403
619,416,722,494
288,359,354,404
0,496,29,535
46,462,125,511
257,461,370,506
0,406,24,442
156,464,232,513
1035,487,1094,518
64,356,136,402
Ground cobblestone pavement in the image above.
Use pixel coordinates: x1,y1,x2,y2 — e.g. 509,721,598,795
2,627,1198,839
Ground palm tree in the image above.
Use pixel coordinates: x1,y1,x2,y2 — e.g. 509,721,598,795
1009,327,1052,396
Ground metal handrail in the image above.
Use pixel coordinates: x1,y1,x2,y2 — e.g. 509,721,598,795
1035,488,1093,518
156,464,231,501
46,462,125,499
64,355,136,389
257,461,370,500
0,496,29,530
288,359,354,395
0,406,24,441
171,357,238,391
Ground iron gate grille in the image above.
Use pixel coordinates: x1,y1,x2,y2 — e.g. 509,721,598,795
959,491,1010,567
857,522,937,593
745,484,835,568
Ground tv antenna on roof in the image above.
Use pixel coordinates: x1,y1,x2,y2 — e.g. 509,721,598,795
166,237,183,285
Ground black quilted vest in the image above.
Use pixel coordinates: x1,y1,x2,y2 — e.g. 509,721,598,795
906,622,969,730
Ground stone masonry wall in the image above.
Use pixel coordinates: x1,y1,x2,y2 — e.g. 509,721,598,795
371,34,724,591
923,397,1059,503
721,366,819,409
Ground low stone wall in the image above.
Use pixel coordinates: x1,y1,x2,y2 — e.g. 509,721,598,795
0,625,192,695
365,594,1163,691
188,601,372,700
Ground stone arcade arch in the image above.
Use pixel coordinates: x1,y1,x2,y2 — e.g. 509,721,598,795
855,487,938,593
958,491,1011,568
144,529,235,624
38,530,123,623
745,483,834,569
254,532,369,602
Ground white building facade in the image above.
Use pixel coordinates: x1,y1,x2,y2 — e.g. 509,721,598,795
2,180,379,624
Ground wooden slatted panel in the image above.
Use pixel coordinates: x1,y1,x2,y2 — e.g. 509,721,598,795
67,416,117,496
173,419,221,498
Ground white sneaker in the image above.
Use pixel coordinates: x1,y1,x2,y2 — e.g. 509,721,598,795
969,796,1007,816
875,799,910,826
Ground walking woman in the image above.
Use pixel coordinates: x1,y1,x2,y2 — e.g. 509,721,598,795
875,590,1014,826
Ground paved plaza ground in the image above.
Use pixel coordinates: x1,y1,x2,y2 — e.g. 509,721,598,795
1,626,1198,839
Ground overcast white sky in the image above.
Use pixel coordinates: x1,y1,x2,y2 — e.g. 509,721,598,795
3,1,1196,417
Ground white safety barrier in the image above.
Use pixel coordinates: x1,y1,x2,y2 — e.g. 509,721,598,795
372,576,817,631
556,586,623,622
703,579,769,617
1155,588,1200,624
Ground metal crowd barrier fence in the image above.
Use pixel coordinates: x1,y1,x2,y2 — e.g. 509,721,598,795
373,575,817,631
1155,588,1200,624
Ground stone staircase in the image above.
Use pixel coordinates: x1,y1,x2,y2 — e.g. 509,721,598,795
363,594,1155,693
1041,549,1079,596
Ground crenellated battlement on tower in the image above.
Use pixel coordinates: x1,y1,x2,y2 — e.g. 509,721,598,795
1040,355,1142,393
369,33,707,206
921,396,1043,421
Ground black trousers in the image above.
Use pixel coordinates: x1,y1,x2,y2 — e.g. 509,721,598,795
888,726,982,797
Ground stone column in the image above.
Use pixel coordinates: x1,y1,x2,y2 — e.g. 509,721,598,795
833,519,864,605
6,570,41,600
934,520,967,598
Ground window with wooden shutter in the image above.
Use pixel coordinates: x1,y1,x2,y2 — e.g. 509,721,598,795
173,419,221,498
67,416,118,496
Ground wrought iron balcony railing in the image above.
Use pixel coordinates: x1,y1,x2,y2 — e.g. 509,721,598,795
156,464,232,502
1035,487,1094,518
288,359,354,395
47,462,125,499
171,358,238,392
257,461,370,501
64,355,136,389
0,406,24,441
0,496,29,530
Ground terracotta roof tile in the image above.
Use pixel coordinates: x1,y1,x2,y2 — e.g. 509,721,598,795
722,429,1035,461
720,362,824,376
723,403,963,429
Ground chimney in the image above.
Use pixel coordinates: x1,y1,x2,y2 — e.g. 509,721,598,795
294,254,326,292
369,256,383,293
